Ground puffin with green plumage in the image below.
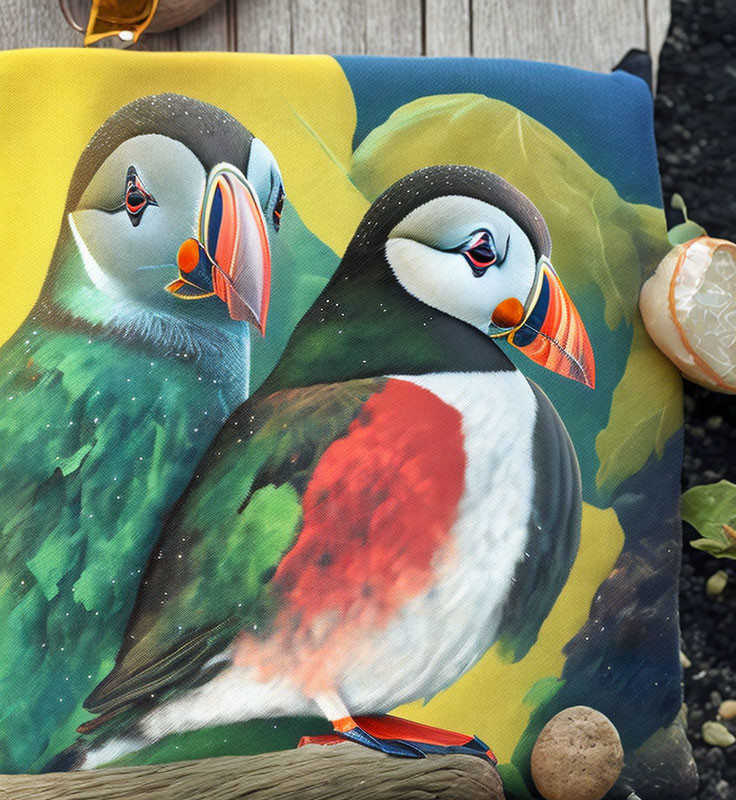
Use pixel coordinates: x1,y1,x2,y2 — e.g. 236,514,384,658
51,165,595,771
0,93,285,773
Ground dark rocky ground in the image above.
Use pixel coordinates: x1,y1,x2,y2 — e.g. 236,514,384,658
654,0,736,797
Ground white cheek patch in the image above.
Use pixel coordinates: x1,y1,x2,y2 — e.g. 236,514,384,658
73,135,207,291
385,196,538,330
385,236,536,331
385,238,492,329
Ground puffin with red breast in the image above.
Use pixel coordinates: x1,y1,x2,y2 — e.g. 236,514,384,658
48,165,595,771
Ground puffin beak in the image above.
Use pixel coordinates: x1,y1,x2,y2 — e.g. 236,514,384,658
165,164,271,335
494,258,595,388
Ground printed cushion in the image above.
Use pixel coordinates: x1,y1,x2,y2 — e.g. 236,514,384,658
0,49,690,798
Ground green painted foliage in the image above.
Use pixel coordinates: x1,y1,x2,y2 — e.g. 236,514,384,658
595,318,683,498
506,676,565,789
682,480,736,559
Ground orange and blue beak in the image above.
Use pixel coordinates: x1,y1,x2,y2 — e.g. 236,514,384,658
166,164,271,335
490,258,595,388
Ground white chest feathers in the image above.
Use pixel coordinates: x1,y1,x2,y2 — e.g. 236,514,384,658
339,370,540,710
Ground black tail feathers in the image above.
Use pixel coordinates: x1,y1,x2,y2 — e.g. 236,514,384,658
42,740,87,772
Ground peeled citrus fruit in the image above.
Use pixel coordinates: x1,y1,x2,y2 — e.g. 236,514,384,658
640,237,736,393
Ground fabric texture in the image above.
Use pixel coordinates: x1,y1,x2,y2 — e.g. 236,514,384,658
0,49,688,798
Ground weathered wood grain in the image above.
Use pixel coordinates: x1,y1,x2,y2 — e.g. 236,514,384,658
291,0,367,54
0,0,670,75
0,0,83,49
472,0,648,72
0,744,504,800
646,0,672,85
365,0,423,56
177,0,230,51
234,0,291,54
283,0,424,56
145,29,181,50
424,0,472,57
148,0,223,33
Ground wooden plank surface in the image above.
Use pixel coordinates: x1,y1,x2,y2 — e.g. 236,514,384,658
235,0,291,53
365,0,423,56
290,0,366,54
177,0,230,51
145,28,180,50
472,0,648,71
424,0,471,57
646,0,672,85
0,0,83,48
0,0,670,75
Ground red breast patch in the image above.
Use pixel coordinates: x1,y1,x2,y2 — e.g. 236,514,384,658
273,378,467,627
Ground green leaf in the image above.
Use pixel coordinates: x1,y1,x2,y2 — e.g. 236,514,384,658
670,193,688,216
595,317,683,497
668,192,707,244
682,480,736,559
668,220,707,246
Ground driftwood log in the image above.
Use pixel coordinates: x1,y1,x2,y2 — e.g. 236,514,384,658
0,743,504,800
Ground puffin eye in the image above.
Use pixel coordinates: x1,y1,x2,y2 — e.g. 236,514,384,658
461,231,497,277
124,166,157,227
273,185,285,231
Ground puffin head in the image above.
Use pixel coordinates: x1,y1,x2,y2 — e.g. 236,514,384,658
367,166,594,387
64,94,283,335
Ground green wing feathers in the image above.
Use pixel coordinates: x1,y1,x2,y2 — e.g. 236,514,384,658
83,378,387,721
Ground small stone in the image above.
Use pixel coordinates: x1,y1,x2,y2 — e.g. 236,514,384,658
531,706,624,800
716,780,732,800
718,699,736,720
702,721,736,747
706,570,729,597
619,710,698,798
680,650,692,669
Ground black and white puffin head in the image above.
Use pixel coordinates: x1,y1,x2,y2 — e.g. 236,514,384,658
362,166,595,387
386,194,539,332
63,94,284,334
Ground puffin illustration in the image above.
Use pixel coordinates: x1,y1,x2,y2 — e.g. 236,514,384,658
0,94,284,773
50,165,594,771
